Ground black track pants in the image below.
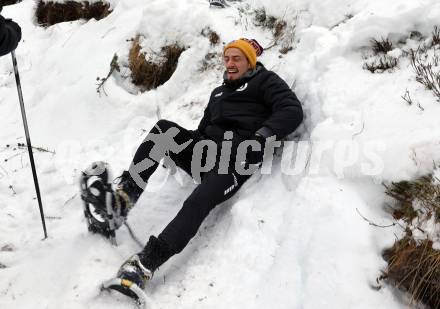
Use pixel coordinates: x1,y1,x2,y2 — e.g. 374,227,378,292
129,119,252,254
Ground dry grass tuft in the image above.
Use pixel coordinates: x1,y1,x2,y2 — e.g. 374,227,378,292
382,236,440,308
253,7,286,39
385,175,440,223
201,28,220,46
208,31,220,45
35,0,112,27
199,51,223,72
252,7,297,55
371,38,394,54
279,46,293,55
363,37,398,73
128,36,185,91
364,56,398,73
382,174,440,308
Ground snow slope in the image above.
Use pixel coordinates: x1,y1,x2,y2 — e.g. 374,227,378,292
1,0,440,308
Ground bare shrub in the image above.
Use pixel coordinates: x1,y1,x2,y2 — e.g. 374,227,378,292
96,53,120,96
410,47,440,100
128,36,185,91
35,0,112,27
401,89,424,111
401,89,414,106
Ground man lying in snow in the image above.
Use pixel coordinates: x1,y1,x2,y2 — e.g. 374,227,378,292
81,38,303,301
0,7,21,57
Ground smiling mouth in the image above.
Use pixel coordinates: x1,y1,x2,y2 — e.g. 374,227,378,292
227,68,239,73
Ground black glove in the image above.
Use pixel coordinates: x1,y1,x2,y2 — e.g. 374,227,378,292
189,129,204,141
5,18,22,42
0,16,21,56
245,134,266,165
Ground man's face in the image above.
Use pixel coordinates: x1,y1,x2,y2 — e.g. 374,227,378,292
223,48,251,81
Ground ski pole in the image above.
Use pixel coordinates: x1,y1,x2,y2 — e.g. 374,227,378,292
11,50,48,239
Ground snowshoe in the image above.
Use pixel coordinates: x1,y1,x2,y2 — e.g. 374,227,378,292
80,161,123,244
80,162,142,245
101,254,153,306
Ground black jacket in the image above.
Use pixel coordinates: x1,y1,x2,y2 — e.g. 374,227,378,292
0,15,21,57
198,63,303,142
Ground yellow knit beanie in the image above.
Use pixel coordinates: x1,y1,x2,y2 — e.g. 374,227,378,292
224,38,263,69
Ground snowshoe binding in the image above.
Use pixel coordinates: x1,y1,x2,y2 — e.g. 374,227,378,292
101,254,153,307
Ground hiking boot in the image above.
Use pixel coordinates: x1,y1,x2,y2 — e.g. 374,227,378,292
113,170,143,218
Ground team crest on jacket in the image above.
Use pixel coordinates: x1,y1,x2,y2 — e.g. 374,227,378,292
236,83,248,92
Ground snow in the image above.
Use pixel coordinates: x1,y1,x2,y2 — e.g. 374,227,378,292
1,0,440,308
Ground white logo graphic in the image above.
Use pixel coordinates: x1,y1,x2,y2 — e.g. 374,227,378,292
223,173,238,195
215,92,223,97
236,83,248,92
